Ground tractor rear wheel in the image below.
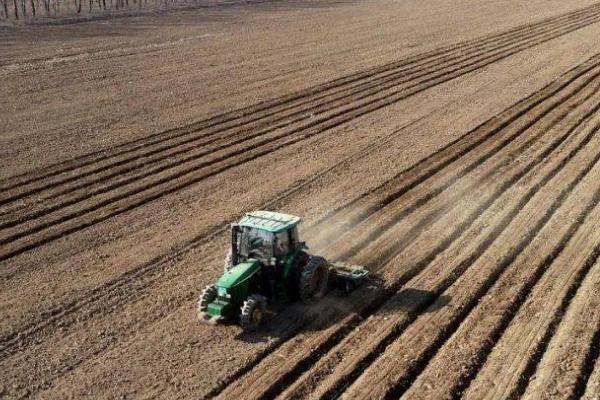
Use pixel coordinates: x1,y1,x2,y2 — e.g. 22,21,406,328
240,295,267,330
298,255,329,303
197,284,217,318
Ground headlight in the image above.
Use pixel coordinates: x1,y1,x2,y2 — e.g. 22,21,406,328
218,287,228,297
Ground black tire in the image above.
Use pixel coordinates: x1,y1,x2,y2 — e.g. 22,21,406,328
290,251,309,295
197,284,217,318
298,255,329,303
240,295,267,330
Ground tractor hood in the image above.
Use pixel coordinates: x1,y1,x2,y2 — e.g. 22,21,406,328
217,260,261,289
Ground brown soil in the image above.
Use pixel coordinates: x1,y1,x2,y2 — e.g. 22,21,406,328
2,0,600,398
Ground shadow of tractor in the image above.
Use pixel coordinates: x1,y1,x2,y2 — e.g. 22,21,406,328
235,277,451,343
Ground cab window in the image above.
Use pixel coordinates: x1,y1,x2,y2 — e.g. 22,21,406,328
275,231,290,256
289,226,299,246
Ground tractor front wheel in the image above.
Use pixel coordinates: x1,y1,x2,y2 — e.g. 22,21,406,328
197,284,217,318
298,256,329,303
240,295,267,330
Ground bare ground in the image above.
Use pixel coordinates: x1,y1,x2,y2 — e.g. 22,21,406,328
2,0,600,398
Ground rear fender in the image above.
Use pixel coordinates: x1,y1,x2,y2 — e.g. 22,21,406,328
282,246,308,281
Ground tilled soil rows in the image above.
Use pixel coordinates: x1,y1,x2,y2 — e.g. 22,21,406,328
2,0,600,398
5,1,600,262
215,52,600,400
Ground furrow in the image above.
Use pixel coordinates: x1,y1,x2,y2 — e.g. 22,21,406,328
345,116,600,400
3,12,589,209
0,116,424,362
213,56,600,400
7,46,600,400
4,13,600,261
320,58,600,263
1,10,590,216
520,260,600,400
4,6,600,211
277,79,600,400
581,356,600,400
5,8,594,216
459,188,600,400
385,129,600,400
308,54,600,249
275,80,600,400
2,1,599,194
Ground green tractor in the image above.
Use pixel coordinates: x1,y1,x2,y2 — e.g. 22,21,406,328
198,211,369,329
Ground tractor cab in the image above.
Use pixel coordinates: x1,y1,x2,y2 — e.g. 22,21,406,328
229,211,304,268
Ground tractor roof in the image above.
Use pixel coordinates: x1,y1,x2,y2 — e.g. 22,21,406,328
238,211,301,233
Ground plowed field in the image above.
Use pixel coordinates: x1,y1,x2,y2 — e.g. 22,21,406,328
2,0,600,398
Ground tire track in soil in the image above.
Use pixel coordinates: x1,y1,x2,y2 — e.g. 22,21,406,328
572,322,600,400
2,1,599,194
458,187,600,400
345,112,600,400
520,260,600,399
313,55,600,266
200,56,600,398
0,135,413,398
4,13,600,222
0,115,427,361
306,54,600,253
277,74,600,400
0,2,596,208
3,5,600,261
324,64,600,273
214,65,600,400
580,344,600,400
381,140,600,399
3,49,600,396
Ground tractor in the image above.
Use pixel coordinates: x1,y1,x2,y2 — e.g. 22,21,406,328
198,211,369,329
